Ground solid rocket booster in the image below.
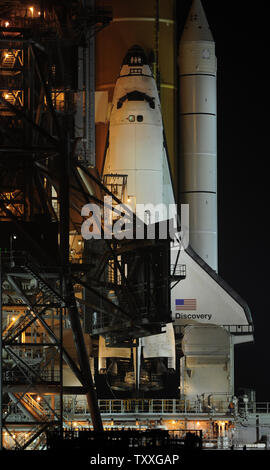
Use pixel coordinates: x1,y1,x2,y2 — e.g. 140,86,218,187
178,0,218,271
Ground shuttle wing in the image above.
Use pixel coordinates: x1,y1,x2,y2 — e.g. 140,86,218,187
171,245,254,344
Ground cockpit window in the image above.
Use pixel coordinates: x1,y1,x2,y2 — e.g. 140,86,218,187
117,90,155,109
130,68,142,74
127,91,144,102
130,56,142,64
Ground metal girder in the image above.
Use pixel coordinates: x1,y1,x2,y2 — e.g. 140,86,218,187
0,200,56,264
64,279,103,431
29,44,63,142
0,95,59,147
4,269,84,386
73,276,133,322
0,265,64,440
0,5,126,444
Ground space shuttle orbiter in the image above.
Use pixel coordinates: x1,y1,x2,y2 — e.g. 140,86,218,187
101,44,177,391
101,0,253,398
102,44,174,217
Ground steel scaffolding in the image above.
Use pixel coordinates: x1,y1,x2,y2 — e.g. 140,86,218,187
0,1,175,449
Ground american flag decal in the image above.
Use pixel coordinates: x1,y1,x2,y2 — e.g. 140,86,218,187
175,299,197,310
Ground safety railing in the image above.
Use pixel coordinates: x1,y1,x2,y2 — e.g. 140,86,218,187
222,324,254,334
238,402,270,414
170,264,186,278
62,397,231,416
4,399,270,427
60,398,270,417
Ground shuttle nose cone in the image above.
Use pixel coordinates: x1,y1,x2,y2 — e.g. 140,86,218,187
180,0,214,43
122,45,148,66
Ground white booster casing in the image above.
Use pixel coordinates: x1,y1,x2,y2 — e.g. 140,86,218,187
178,0,218,271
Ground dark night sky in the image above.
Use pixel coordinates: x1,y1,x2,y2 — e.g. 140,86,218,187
177,1,269,401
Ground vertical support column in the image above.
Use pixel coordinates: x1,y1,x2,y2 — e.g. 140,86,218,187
59,139,70,267
59,137,102,431
74,46,85,159
51,394,55,420
229,334,234,397
85,0,96,165
59,303,63,438
67,286,103,431
0,253,2,451
133,339,141,397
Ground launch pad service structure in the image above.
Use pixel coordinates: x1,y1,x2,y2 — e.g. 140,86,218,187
1,0,264,452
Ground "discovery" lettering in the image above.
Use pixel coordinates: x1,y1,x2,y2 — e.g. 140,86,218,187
175,313,212,321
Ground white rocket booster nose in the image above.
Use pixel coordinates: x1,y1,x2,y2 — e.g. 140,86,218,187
181,0,214,42
178,0,218,271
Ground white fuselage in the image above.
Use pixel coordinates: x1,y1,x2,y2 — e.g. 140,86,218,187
102,52,175,368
